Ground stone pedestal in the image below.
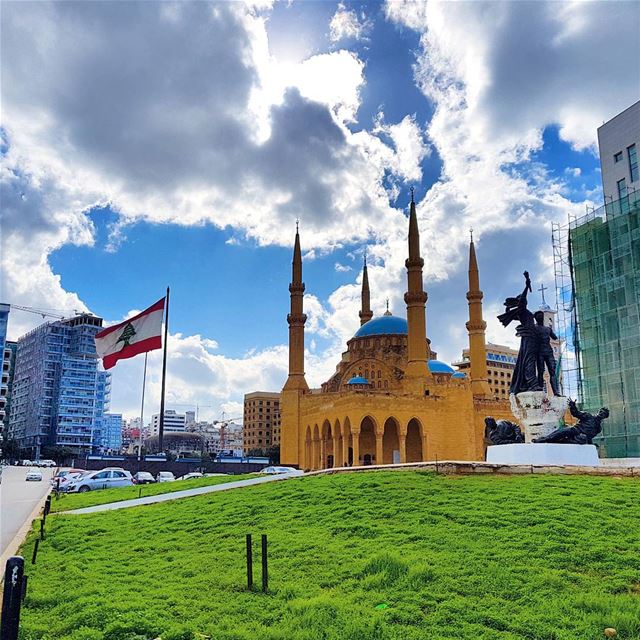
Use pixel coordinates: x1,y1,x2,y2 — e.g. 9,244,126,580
510,391,569,443
487,443,600,466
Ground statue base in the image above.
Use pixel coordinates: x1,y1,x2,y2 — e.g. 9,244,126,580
487,443,600,467
510,391,569,442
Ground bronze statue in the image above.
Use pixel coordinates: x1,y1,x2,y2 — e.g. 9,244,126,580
498,271,542,395
484,417,524,445
533,310,560,396
533,400,609,445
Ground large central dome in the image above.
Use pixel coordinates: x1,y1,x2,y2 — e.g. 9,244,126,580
354,315,408,338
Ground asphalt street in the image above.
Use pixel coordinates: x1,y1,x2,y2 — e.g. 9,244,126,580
0,466,54,557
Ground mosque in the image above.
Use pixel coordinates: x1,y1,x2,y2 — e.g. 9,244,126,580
280,195,514,470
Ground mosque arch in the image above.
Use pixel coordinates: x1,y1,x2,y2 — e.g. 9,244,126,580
343,416,353,466
382,417,400,464
312,424,321,470
304,426,312,470
333,419,343,467
406,417,424,462
321,419,333,468
359,415,377,465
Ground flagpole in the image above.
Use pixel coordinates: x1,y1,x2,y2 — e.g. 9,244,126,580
158,286,170,454
138,352,148,464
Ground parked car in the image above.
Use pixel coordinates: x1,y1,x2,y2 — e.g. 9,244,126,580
26,468,43,481
132,471,156,485
177,472,203,481
261,466,303,476
51,469,86,487
21,460,33,467
65,468,134,493
156,471,176,483
38,459,57,468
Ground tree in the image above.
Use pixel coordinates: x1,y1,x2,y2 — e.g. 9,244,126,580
1,437,21,461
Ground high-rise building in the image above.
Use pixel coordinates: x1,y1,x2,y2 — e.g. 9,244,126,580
150,409,186,435
2,341,17,436
453,343,518,400
8,313,111,458
597,100,639,202
554,102,640,457
0,304,10,433
243,391,281,453
97,413,123,453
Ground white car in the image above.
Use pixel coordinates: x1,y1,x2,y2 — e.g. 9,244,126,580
156,471,176,483
26,468,43,481
178,472,204,481
261,466,303,476
65,468,134,493
38,459,56,468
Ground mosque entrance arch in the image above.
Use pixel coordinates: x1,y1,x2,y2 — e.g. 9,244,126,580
322,420,333,469
406,418,423,462
304,426,312,470
359,416,377,466
363,453,373,465
382,417,400,464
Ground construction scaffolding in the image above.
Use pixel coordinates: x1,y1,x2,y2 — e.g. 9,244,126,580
553,188,640,457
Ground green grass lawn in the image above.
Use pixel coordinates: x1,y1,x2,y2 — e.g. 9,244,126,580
49,474,257,512
20,471,640,640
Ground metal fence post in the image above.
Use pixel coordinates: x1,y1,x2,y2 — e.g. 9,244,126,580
39,518,45,541
31,539,40,565
1,556,25,640
246,534,253,590
261,534,268,593
44,495,52,517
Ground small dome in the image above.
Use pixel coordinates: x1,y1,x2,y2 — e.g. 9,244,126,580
452,372,466,379
428,360,455,375
354,315,408,338
347,376,369,385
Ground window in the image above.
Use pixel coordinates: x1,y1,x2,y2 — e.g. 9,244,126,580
628,144,638,183
614,151,623,163
617,178,627,200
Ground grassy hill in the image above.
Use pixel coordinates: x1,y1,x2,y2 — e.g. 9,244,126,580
19,471,640,640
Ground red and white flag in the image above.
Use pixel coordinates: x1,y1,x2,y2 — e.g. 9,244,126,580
95,297,165,370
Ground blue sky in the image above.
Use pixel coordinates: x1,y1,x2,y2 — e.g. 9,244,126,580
2,0,637,420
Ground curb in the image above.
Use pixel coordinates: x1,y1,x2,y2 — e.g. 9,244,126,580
0,488,51,575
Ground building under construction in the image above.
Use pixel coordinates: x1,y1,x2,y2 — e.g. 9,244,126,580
553,188,640,457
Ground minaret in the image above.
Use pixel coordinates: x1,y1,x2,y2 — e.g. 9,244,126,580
359,254,373,326
404,188,429,378
466,231,491,397
283,221,309,391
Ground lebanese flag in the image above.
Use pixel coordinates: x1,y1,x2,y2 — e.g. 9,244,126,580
95,297,165,370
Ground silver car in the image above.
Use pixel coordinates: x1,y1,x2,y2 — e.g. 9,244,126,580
66,468,134,493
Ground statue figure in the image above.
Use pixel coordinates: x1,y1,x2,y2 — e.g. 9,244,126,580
484,417,524,445
534,311,560,396
498,271,542,395
533,400,609,444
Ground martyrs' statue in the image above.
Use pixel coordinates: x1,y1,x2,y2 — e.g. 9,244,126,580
484,417,524,445
533,400,609,445
498,271,543,395
534,310,560,396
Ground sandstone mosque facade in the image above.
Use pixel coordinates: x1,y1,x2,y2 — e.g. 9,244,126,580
280,196,514,470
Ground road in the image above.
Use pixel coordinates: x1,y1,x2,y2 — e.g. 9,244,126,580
64,472,303,515
1,466,54,557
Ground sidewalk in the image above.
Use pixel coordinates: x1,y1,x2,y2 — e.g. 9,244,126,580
62,472,302,515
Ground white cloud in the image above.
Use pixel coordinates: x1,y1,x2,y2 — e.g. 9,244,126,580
334,262,352,272
329,3,371,43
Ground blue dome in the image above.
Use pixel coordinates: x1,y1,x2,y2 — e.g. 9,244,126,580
428,360,455,375
354,315,408,338
452,371,466,379
347,376,369,385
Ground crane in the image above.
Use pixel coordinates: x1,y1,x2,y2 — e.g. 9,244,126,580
8,304,75,320
213,414,242,451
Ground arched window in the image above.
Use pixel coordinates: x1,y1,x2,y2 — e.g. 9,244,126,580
377,370,381,379
365,369,369,379
377,381,381,388
384,380,388,389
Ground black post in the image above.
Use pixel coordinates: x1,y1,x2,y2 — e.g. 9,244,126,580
158,287,170,453
55,478,60,499
44,495,51,517
31,539,39,565
39,518,45,541
1,556,25,640
261,534,268,593
246,534,253,590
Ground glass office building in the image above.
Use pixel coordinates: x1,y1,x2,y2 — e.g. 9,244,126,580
9,313,111,458
97,413,123,453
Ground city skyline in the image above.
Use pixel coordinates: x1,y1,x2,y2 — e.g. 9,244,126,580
2,1,638,422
